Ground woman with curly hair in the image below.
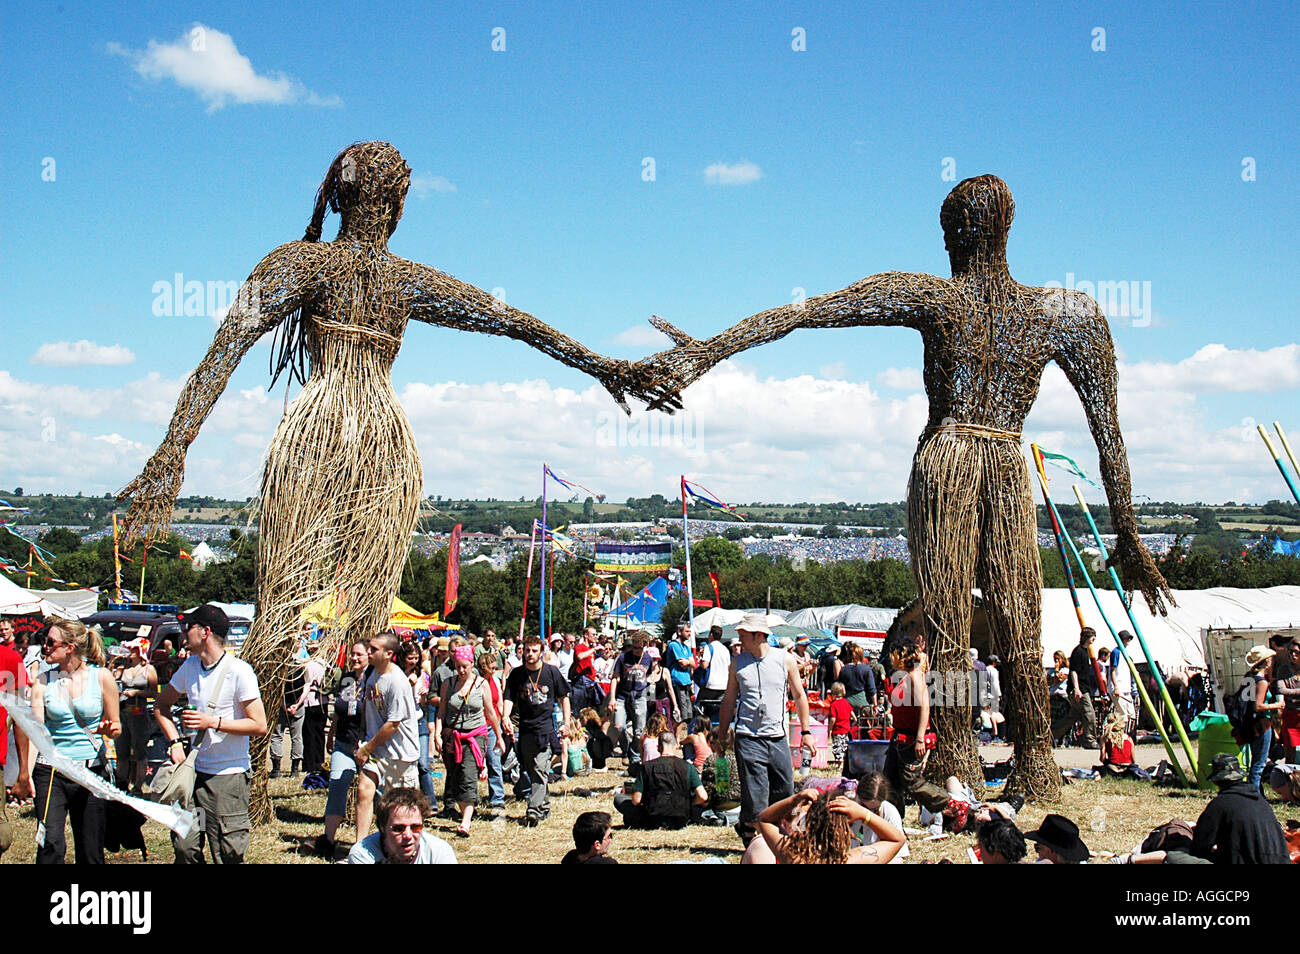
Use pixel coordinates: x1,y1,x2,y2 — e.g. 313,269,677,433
757,786,905,864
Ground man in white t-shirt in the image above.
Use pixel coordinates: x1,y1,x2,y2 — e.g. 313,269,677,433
1110,630,1137,730
354,631,420,840
346,787,457,865
695,625,731,721
156,603,268,864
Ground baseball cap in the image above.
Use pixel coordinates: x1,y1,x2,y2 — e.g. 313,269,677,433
177,603,230,639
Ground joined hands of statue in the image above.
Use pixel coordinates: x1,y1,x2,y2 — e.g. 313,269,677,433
598,354,685,415
623,316,724,413
1107,533,1175,617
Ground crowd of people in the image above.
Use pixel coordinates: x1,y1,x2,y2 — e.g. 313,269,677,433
1,605,1296,865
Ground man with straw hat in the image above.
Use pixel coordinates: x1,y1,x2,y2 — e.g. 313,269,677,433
716,613,815,845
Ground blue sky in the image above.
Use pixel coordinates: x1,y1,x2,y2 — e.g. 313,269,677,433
2,1,1297,506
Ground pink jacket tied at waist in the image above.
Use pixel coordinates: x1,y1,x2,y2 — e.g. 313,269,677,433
451,724,492,768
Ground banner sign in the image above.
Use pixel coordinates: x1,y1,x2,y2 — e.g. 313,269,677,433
444,523,462,618
593,542,672,573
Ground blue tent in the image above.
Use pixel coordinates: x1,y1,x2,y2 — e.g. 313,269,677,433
1273,538,1300,556
611,576,670,623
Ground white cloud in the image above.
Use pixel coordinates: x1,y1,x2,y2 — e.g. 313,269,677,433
819,362,848,379
877,366,923,390
410,174,457,198
1122,343,1300,393
30,340,136,367
611,325,673,349
4,342,1298,503
110,24,341,111
704,160,762,186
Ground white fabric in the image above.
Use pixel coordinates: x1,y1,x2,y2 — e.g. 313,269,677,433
363,666,419,762
703,640,731,691
346,830,458,864
168,654,261,775
851,799,909,863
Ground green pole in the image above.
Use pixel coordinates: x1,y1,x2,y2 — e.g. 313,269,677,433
1072,486,1200,781
1035,476,1189,785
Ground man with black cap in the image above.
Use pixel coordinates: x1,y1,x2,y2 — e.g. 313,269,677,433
1189,753,1289,864
1025,813,1090,864
155,603,268,864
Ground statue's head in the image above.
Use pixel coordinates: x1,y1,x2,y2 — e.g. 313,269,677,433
305,141,412,242
940,175,1014,273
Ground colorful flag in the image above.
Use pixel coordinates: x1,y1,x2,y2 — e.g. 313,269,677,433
1036,448,1102,489
444,523,462,618
544,465,606,503
708,571,721,606
594,542,673,573
682,479,745,520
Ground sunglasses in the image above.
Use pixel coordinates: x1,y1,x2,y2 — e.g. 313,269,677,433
42,637,66,651
387,823,423,834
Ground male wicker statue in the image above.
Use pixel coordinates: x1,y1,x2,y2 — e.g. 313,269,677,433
647,175,1171,799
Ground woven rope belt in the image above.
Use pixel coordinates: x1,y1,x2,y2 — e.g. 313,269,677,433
922,422,1022,442
310,319,402,360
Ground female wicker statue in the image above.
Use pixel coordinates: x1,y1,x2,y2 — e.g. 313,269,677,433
120,141,672,819
644,175,1171,800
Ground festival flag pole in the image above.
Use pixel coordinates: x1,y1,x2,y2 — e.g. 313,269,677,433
540,464,549,638
548,544,556,636
1031,445,1087,629
681,476,695,635
25,544,34,589
519,519,539,641
1275,422,1300,484
138,544,148,605
1072,485,1199,779
112,513,123,603
1032,461,1189,784
1261,425,1300,507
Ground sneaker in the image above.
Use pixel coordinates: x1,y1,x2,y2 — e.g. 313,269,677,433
523,813,542,827
312,835,335,858
487,801,507,810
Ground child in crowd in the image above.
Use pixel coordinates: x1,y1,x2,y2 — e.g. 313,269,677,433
581,707,615,770
641,713,669,764
681,717,713,772
563,716,592,778
828,682,854,765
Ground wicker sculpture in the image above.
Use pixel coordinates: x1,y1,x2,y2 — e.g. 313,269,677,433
120,141,675,820
646,175,1172,800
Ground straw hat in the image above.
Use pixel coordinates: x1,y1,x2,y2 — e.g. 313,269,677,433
1245,646,1275,670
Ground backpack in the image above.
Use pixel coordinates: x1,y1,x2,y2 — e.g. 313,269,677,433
318,664,345,697
1223,680,1260,739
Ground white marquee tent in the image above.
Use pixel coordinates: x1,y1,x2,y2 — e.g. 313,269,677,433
0,573,92,619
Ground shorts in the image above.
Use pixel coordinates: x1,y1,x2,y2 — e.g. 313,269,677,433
361,757,417,794
831,733,849,763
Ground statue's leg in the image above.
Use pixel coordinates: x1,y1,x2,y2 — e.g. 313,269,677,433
907,435,983,788
975,445,1060,802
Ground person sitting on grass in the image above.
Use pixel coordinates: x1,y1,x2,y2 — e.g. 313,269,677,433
1188,753,1289,864
614,732,707,830
681,716,713,773
975,817,1027,864
581,707,615,770
561,810,618,865
851,771,910,863
563,715,592,778
346,787,457,865
640,712,669,765
1097,710,1147,778
758,786,905,864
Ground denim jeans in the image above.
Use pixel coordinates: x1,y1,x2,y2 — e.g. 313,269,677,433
416,714,438,808
613,694,648,763
325,745,357,818
1248,725,1273,793
484,726,505,806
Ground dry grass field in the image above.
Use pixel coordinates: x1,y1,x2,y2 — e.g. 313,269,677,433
5,748,1297,865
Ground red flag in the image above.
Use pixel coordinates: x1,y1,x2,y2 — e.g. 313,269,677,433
444,523,463,618
708,571,721,607
691,598,714,608
178,549,192,560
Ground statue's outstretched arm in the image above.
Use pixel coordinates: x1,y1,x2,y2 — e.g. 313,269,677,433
406,263,679,412
639,271,944,409
119,243,316,542
1052,291,1173,615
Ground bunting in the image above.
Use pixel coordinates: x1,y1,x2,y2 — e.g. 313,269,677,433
682,479,746,520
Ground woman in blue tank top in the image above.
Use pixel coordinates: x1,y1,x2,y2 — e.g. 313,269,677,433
16,619,121,864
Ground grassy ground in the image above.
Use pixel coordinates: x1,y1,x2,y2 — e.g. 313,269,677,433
5,750,1298,864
